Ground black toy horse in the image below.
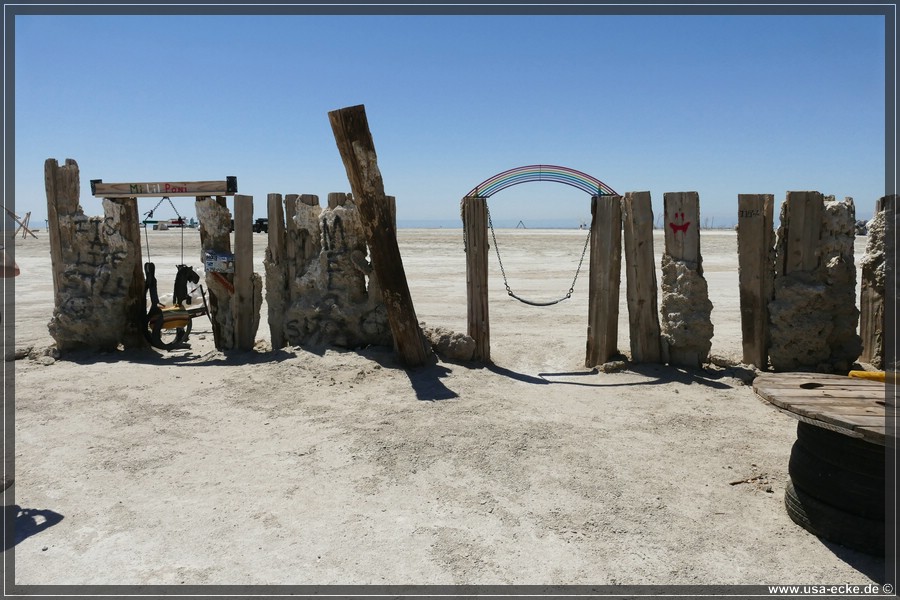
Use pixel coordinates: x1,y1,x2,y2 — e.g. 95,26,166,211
143,263,205,351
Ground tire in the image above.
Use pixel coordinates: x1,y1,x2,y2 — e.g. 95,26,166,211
788,441,884,519
145,312,190,351
784,479,884,555
795,422,884,478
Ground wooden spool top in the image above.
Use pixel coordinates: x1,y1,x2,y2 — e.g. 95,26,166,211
753,372,888,446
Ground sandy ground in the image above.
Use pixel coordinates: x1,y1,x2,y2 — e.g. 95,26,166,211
5,226,887,587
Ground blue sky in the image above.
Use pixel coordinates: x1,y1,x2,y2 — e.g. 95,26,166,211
11,12,887,228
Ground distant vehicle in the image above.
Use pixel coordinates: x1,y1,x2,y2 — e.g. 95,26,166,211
253,218,269,233
227,218,266,233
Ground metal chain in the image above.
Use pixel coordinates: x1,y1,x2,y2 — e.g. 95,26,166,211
141,196,186,264
566,224,592,298
486,202,592,306
485,203,513,297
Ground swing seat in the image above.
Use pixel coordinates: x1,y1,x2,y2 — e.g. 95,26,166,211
152,306,190,330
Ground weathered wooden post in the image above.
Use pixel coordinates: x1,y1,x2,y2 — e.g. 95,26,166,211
46,160,147,352
859,196,888,368
298,194,321,269
45,158,80,304
463,196,490,363
769,192,861,372
105,197,148,349
736,194,775,368
328,104,429,367
778,191,824,276
660,191,713,368
622,191,661,363
196,195,233,350
585,195,622,368
265,193,287,350
232,194,258,351
284,194,300,296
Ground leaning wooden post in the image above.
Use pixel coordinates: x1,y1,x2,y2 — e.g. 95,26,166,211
585,194,622,368
265,193,286,350
737,194,775,369
328,104,429,367
463,196,490,363
233,194,256,351
622,191,661,363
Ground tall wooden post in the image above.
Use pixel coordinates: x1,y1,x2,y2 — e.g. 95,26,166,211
859,196,888,367
585,195,622,368
284,194,299,298
661,191,713,369
106,197,147,349
298,194,320,268
737,194,775,368
664,192,702,267
196,196,233,350
622,191,661,363
779,191,824,276
463,196,490,363
328,104,428,367
45,158,80,303
266,193,286,350
233,194,255,351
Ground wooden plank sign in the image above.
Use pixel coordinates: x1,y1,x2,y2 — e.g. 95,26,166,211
91,177,237,198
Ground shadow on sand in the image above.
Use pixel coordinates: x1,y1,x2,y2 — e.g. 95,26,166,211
483,361,735,390
4,504,65,552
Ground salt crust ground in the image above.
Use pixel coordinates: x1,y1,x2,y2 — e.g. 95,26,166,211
8,228,886,586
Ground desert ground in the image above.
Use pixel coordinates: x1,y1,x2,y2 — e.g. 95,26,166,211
6,225,887,587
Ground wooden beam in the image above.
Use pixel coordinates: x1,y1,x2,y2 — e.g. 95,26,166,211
90,177,237,198
3,207,38,239
233,194,255,351
328,104,428,367
585,195,622,368
622,191,661,363
737,194,775,368
463,196,490,363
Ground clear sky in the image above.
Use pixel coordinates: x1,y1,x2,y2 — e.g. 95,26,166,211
11,10,888,228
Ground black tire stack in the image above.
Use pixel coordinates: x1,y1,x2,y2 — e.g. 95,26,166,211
784,422,885,555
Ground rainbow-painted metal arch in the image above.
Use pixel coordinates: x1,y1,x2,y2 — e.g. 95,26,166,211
467,164,617,198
